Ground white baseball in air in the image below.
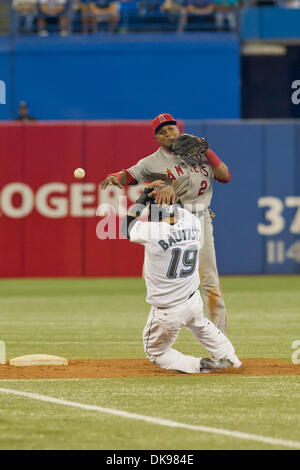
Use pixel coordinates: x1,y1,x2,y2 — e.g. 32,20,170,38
74,168,85,179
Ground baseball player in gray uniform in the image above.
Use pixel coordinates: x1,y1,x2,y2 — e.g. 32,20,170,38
101,113,231,334
121,181,241,373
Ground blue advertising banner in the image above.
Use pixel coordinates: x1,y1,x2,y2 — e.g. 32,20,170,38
185,120,300,274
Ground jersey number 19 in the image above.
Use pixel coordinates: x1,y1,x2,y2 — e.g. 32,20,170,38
166,245,198,279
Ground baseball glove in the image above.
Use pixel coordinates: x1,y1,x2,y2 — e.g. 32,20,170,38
172,134,209,165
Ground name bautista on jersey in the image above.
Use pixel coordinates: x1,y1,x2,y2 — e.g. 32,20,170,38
158,226,201,251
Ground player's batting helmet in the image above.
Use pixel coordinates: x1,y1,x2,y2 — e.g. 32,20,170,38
148,202,180,222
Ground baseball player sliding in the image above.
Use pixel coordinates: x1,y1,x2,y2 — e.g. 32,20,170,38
101,113,230,334
121,182,241,373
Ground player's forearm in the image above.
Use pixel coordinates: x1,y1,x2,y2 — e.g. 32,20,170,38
213,162,230,182
110,170,137,186
205,149,231,183
121,189,154,238
121,214,139,239
121,205,144,239
101,170,137,190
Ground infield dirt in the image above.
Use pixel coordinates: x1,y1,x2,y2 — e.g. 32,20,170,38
0,358,299,380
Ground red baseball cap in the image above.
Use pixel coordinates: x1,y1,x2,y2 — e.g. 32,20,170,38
152,113,177,134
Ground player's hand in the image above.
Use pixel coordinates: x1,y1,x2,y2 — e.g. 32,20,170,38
101,175,124,190
156,185,176,207
145,180,165,198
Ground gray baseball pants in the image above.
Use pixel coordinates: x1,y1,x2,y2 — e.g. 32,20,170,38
198,209,227,334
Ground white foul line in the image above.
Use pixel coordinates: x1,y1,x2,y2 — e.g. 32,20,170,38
0,387,300,450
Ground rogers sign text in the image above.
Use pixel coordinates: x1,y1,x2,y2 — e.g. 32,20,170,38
0,182,144,218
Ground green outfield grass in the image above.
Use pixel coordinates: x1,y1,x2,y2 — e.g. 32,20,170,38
0,276,299,450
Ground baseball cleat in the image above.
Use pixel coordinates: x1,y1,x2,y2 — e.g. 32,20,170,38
199,357,221,372
225,356,243,368
218,358,235,369
232,359,243,369
199,357,234,372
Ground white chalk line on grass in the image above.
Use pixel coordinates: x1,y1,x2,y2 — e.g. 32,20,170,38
0,388,300,450
4,341,140,345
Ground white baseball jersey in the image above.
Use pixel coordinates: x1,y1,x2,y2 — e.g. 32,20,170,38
129,208,203,308
128,147,214,212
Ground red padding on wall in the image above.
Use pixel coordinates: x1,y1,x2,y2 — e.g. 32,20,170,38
22,123,84,276
0,121,183,277
0,124,25,276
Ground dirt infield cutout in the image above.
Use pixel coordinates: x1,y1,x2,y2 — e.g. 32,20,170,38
0,358,299,380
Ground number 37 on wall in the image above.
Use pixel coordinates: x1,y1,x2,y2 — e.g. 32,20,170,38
257,196,300,235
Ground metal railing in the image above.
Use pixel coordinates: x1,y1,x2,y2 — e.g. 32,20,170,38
5,1,242,36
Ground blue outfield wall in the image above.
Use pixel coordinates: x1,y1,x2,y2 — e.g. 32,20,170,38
0,37,12,119
185,120,300,275
0,33,240,121
242,7,300,40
